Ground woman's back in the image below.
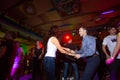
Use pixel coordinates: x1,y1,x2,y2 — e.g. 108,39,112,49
45,37,57,57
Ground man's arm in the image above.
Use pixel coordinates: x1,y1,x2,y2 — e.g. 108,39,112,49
102,45,110,59
112,34,120,58
75,36,96,58
106,34,120,64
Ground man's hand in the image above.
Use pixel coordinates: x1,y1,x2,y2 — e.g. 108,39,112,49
106,55,111,59
74,54,81,59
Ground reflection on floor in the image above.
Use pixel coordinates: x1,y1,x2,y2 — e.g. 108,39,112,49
20,73,32,80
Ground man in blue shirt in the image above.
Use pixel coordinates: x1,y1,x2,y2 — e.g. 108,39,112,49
74,26,100,80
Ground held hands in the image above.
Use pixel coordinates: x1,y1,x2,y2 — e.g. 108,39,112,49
74,54,81,59
69,53,81,59
63,48,75,54
70,50,75,54
63,47,81,59
106,57,114,64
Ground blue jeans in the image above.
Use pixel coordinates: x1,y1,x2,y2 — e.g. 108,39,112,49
82,55,100,80
63,62,79,80
43,57,56,80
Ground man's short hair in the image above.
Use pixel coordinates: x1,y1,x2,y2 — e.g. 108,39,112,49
107,26,116,31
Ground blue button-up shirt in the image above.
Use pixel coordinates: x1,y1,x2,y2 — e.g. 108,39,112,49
75,35,99,58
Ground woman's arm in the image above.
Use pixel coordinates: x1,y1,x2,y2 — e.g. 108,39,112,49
112,34,120,58
51,37,71,55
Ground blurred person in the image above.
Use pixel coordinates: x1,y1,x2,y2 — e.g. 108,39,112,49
63,39,79,80
27,48,34,73
0,31,16,80
111,26,120,58
102,27,120,80
0,39,4,58
10,41,24,79
43,25,73,80
31,40,44,80
106,26,120,80
102,27,117,61
93,34,106,80
73,26,100,80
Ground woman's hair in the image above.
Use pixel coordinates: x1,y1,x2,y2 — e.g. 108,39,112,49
44,25,59,53
48,25,59,37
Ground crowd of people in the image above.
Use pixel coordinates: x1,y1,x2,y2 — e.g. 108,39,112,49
0,25,120,80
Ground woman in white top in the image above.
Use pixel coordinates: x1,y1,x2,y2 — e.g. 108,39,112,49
43,25,73,80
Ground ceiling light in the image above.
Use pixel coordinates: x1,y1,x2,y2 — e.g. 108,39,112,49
101,10,114,15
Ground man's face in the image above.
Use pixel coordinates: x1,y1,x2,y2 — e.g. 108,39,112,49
36,41,39,46
79,28,85,37
109,28,117,35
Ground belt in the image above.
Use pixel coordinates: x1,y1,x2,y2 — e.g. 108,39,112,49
86,54,99,59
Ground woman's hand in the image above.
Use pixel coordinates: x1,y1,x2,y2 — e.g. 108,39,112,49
106,57,114,64
63,47,71,52
70,50,75,54
63,48,75,54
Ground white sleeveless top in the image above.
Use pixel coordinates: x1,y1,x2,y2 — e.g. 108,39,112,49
45,37,57,57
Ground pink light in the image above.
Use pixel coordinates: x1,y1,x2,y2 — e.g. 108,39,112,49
10,57,20,77
101,10,114,15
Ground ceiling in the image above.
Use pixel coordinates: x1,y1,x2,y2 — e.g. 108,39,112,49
0,0,120,40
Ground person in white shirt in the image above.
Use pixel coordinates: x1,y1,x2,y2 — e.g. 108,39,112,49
102,27,119,59
102,27,120,80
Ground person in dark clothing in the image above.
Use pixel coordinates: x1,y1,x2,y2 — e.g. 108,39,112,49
0,31,16,80
94,34,107,80
10,41,24,79
63,39,79,80
31,40,44,80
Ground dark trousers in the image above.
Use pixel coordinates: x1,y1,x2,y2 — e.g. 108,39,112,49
82,55,100,80
110,59,120,80
32,58,42,80
63,62,79,80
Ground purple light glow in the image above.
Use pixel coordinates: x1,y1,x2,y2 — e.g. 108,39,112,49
10,57,20,77
101,10,114,15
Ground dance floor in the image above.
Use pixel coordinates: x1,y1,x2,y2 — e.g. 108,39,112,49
20,73,32,80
